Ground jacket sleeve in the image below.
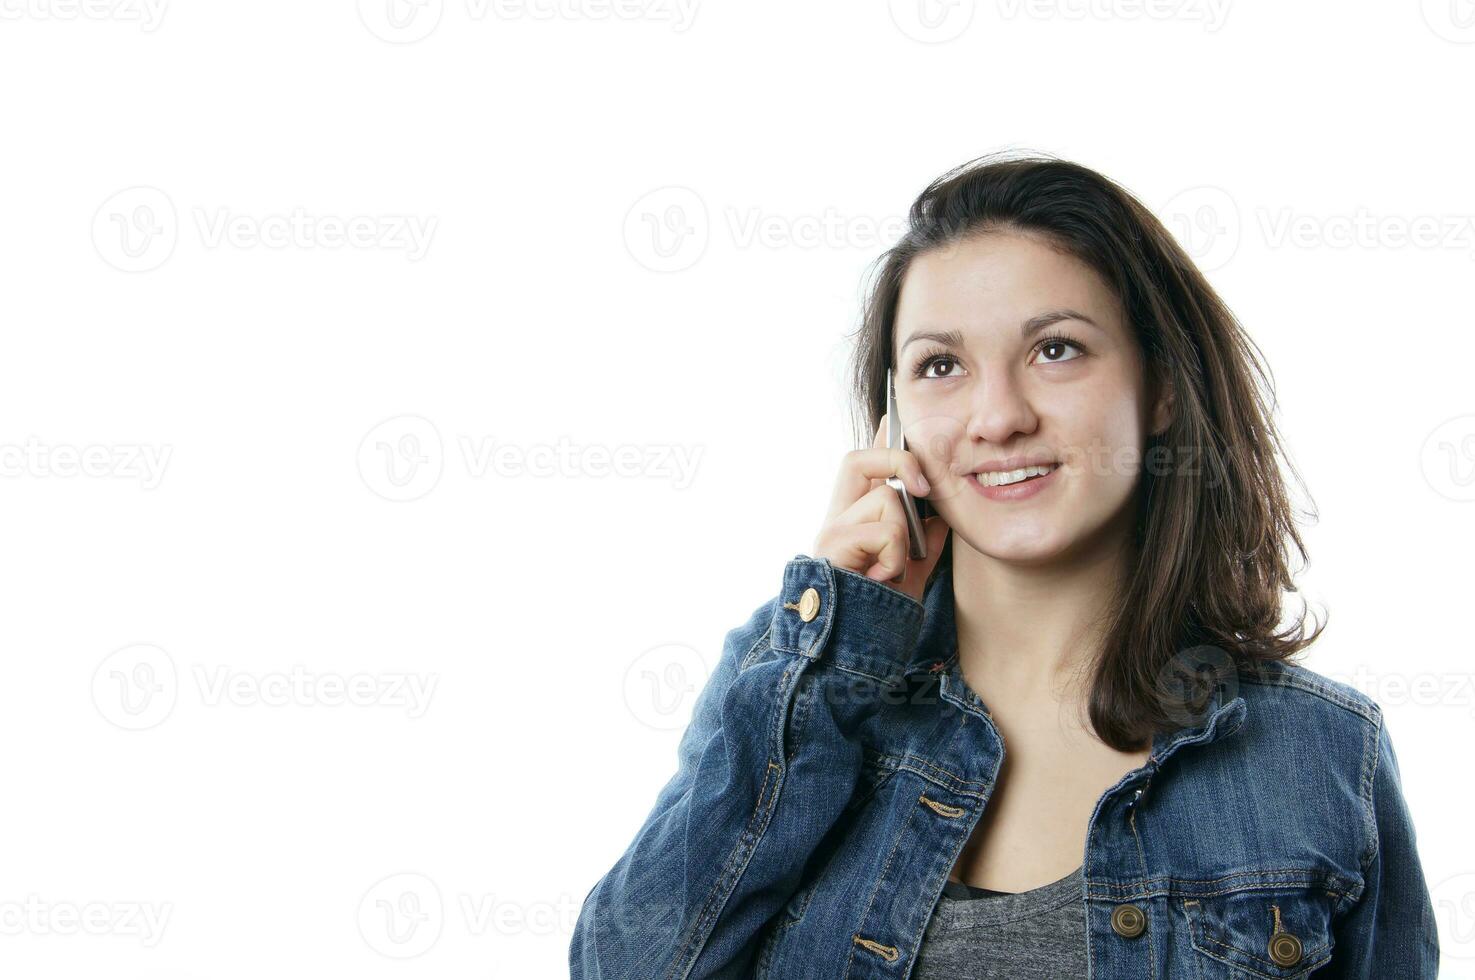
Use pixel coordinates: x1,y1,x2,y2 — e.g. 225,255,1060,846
1327,708,1441,978
569,555,927,980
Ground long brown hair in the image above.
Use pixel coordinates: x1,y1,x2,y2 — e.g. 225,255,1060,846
848,150,1326,751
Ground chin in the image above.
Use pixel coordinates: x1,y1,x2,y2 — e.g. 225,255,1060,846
955,520,1074,565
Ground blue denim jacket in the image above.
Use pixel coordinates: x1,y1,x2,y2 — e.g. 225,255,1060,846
571,555,1440,979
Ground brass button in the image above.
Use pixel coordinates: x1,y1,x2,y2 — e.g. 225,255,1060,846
1110,903,1146,938
797,587,821,622
1268,931,1303,967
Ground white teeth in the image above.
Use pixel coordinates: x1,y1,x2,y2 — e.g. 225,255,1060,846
977,464,1056,487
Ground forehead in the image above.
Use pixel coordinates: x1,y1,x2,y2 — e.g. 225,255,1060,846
896,230,1123,334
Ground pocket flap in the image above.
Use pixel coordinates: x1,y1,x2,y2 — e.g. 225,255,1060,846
1182,888,1337,978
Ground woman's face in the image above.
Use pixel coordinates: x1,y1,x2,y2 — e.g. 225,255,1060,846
893,229,1171,565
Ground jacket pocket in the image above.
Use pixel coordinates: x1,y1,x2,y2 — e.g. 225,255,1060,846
1181,887,1337,978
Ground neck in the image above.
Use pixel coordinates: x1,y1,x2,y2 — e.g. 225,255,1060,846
950,522,1134,714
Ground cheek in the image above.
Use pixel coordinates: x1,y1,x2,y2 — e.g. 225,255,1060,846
1055,385,1147,484
904,415,971,475
1096,401,1146,457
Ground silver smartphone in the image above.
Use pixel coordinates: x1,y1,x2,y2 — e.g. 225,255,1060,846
884,368,928,573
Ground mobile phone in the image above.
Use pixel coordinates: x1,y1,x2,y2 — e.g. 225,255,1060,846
884,368,929,565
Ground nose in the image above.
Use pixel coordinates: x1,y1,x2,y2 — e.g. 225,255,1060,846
963,365,1039,446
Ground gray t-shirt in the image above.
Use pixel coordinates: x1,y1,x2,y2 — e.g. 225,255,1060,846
912,864,1088,979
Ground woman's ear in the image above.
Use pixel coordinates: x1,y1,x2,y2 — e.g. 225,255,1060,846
1149,376,1175,437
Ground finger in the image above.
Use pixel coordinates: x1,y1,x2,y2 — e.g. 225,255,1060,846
818,480,906,554
833,486,923,583
825,446,931,524
867,415,887,496
833,480,907,530
868,512,951,589
816,520,910,581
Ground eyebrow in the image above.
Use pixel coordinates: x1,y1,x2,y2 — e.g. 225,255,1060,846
898,308,1103,353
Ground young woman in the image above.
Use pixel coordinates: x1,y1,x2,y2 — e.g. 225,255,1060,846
570,153,1440,979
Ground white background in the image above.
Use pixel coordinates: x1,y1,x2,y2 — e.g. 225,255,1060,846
2,1,1472,977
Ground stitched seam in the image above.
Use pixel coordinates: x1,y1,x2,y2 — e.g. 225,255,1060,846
827,562,925,616
665,653,802,980
1194,929,1331,964
1127,797,1157,980
841,793,919,979
1085,869,1359,902
784,673,815,764
1235,669,1378,724
1358,708,1382,881
827,660,923,685
844,747,989,798
663,758,781,980
738,622,776,671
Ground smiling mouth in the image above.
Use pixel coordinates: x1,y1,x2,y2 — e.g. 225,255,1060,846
972,463,1059,488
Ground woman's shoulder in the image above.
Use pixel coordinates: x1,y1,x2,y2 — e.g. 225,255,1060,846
1223,657,1388,773
1233,657,1382,727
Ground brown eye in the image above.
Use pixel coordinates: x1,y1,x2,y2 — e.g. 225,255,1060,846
913,350,964,380
1036,338,1085,364
923,357,959,379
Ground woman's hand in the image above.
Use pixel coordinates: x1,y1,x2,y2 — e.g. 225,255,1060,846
811,415,952,604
